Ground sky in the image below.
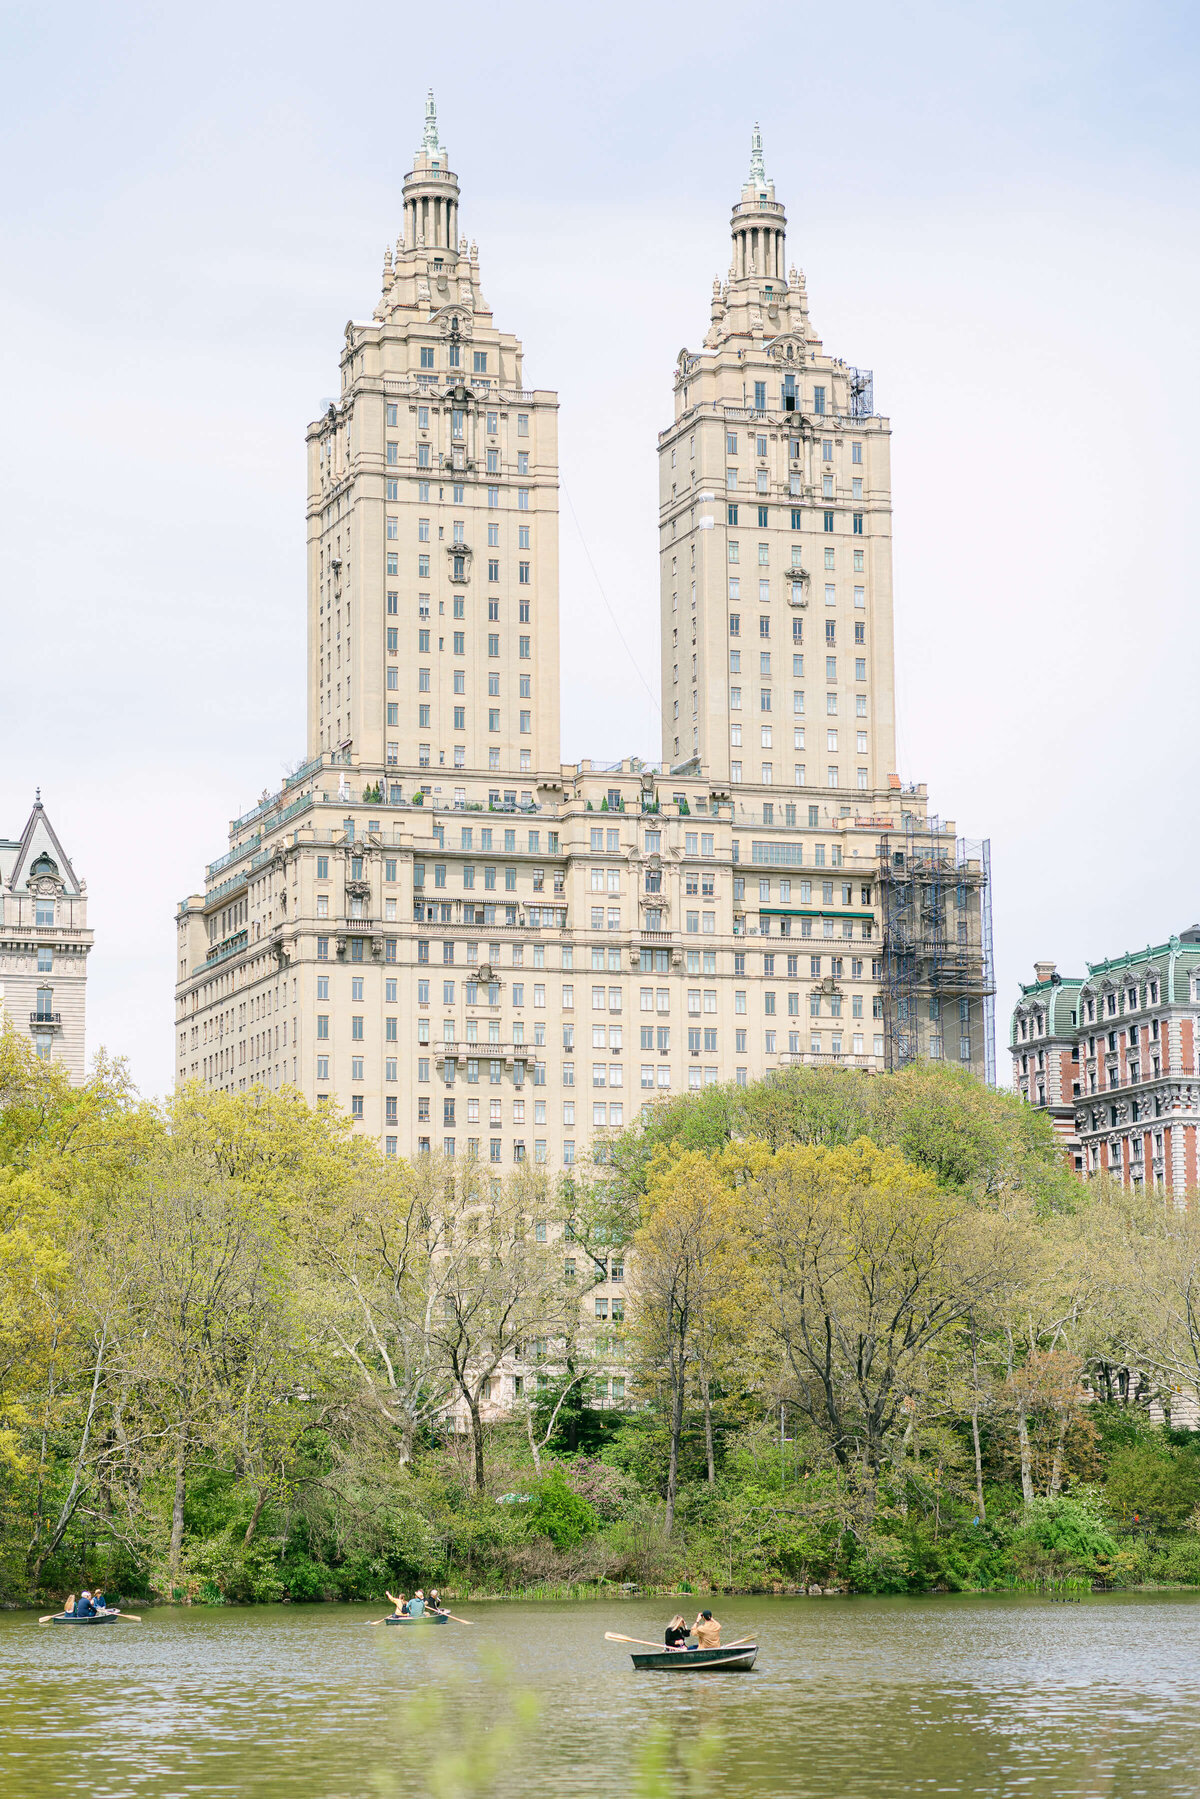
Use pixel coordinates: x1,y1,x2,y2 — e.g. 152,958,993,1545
1,0,1198,1098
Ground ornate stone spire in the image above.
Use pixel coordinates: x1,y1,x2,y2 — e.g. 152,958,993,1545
749,122,767,187
423,89,440,154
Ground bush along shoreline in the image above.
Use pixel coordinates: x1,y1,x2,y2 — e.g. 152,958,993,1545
2,1026,1200,1608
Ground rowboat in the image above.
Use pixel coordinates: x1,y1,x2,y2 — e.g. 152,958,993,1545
630,1643,758,1672
384,1611,449,1626
49,1612,121,1626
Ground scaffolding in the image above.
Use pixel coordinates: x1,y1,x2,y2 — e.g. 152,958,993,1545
878,819,996,1085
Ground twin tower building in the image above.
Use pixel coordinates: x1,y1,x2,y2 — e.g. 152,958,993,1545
176,101,994,1164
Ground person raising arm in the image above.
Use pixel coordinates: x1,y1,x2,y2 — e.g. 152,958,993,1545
692,1610,721,1648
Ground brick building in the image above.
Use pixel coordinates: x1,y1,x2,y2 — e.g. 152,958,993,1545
1011,930,1200,1193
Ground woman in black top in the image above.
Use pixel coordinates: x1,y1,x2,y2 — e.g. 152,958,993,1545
664,1613,690,1650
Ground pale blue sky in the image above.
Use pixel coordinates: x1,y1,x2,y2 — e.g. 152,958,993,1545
2,1,1198,1094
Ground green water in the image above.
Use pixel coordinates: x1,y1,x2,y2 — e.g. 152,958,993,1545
3,1592,1200,1797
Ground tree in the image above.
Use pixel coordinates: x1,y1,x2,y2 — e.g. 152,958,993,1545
98,1085,348,1587
301,1153,458,1466
1121,1189,1200,1414
629,1151,743,1530
426,1164,593,1491
741,1138,1011,1526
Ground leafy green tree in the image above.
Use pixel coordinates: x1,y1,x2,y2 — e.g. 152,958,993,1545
740,1138,1013,1526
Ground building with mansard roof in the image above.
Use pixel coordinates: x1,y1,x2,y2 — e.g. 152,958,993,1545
175,103,994,1200
0,794,93,1079
1012,931,1200,1192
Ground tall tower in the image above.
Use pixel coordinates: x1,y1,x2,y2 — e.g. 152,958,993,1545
306,94,562,790
176,109,994,1160
658,128,897,801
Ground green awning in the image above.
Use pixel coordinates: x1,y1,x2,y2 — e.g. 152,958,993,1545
757,907,875,922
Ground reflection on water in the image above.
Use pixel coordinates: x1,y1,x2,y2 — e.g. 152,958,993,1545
2,1592,1199,1798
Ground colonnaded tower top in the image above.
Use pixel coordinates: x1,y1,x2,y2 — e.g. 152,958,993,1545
306,92,562,793
658,126,897,804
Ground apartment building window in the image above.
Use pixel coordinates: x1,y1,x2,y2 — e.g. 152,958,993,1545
853,513,864,534
823,511,834,532
813,386,826,414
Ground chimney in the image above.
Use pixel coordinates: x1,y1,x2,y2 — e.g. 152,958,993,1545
1033,960,1057,983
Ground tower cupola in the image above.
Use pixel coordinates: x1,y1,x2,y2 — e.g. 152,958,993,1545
729,123,787,283
402,90,461,251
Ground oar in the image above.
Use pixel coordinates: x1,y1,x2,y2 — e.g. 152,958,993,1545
38,1615,59,1625
604,1630,671,1649
366,1617,392,1625
113,1614,142,1623
440,1611,473,1625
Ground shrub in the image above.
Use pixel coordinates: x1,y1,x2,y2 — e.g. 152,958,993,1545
850,1531,914,1594
1008,1492,1123,1582
527,1468,598,1550
1105,1445,1200,1529
1152,1537,1200,1585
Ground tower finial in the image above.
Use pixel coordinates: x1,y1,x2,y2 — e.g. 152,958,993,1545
749,122,767,186
423,89,440,153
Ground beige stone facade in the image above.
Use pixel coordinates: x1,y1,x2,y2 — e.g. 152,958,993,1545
175,109,995,1182
1,795,92,1080
660,128,895,796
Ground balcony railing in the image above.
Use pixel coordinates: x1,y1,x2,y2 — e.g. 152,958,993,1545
30,1011,61,1028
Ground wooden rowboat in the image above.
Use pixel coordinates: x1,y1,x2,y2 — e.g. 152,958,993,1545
630,1643,758,1672
49,1612,121,1626
384,1611,449,1626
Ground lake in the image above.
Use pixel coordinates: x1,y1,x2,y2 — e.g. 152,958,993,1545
3,1592,1199,1797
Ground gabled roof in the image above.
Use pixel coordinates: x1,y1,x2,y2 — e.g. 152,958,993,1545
0,796,83,896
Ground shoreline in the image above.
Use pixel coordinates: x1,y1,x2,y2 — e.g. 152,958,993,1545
10,1579,1200,1615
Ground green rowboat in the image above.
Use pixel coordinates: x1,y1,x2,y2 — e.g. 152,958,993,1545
630,1643,757,1671
384,1612,449,1626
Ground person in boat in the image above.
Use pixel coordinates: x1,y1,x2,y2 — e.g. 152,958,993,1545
664,1614,690,1650
63,1594,76,1617
692,1609,721,1648
428,1589,443,1615
75,1591,98,1618
409,1589,426,1617
385,1591,410,1616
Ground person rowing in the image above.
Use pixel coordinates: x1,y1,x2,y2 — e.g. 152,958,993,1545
385,1590,409,1617
428,1588,444,1615
692,1609,721,1648
664,1613,691,1651
74,1590,97,1618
